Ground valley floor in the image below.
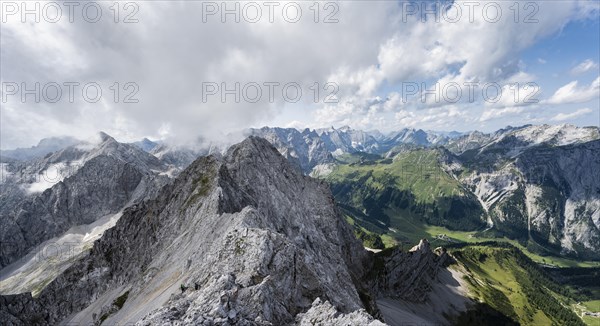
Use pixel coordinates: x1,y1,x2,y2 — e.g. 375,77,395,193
373,214,600,268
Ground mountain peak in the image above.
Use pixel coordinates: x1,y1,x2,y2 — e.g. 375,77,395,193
132,138,159,152
229,136,287,159
409,238,431,253
98,131,116,143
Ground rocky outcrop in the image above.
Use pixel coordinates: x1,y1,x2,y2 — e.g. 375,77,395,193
295,298,385,326
517,140,600,258
3,123,597,324
373,239,452,302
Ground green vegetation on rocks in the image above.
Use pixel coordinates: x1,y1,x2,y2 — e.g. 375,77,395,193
450,244,585,326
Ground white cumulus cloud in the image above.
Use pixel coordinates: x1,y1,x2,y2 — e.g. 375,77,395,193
551,108,593,121
571,59,599,75
546,77,600,105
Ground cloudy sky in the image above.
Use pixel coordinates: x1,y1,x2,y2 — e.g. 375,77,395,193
1,0,599,149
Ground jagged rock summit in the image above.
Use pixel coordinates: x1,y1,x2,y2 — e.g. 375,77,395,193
409,238,431,253
373,239,451,303
1,136,380,325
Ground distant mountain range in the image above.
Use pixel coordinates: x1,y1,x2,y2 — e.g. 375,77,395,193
4,124,597,172
245,124,599,173
0,137,80,162
2,125,598,262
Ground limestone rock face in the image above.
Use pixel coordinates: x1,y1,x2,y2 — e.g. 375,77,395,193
462,139,600,259
0,133,170,268
0,137,375,325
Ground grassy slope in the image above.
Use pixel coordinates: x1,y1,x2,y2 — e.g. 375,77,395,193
450,244,586,326
425,224,600,268
327,149,486,233
328,149,464,203
574,300,600,326
343,215,386,249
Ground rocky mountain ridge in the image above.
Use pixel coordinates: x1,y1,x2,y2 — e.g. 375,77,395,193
0,137,374,325
0,133,171,268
